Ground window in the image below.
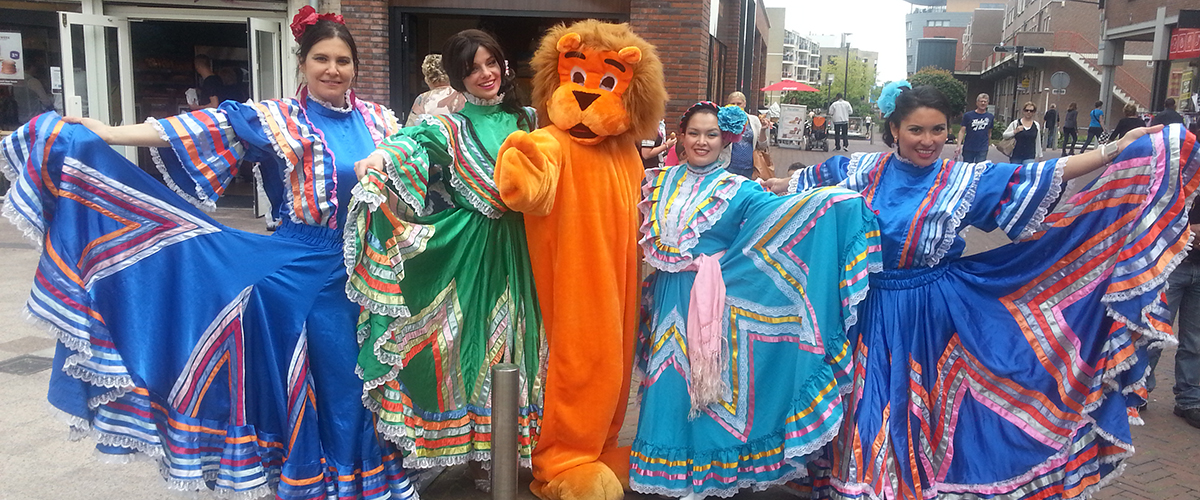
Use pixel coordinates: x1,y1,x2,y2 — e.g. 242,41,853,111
906,21,912,32
926,19,949,27
907,39,912,48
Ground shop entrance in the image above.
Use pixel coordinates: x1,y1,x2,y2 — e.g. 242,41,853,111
391,11,618,118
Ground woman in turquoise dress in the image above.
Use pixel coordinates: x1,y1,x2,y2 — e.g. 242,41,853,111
630,101,882,498
776,83,1198,499
0,11,416,499
345,29,545,476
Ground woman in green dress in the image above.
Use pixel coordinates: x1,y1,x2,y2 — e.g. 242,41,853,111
345,29,544,477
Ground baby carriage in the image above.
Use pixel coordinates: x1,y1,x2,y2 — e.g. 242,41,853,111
805,114,829,152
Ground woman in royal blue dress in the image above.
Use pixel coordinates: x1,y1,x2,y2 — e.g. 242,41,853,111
630,101,881,498
0,8,417,500
773,82,1198,499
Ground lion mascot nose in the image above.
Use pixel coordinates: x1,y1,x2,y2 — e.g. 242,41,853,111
572,91,600,111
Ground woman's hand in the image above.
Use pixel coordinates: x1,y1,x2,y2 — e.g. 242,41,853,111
1114,124,1165,153
62,115,113,143
354,153,386,181
762,177,790,195
664,132,678,150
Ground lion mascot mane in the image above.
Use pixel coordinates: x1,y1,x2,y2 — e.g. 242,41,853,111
495,20,667,500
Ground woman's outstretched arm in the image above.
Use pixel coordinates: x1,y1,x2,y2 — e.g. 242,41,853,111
62,116,168,148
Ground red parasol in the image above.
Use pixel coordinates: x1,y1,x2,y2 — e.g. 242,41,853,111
761,80,819,92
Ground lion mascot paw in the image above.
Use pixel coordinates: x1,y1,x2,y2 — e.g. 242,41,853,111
495,20,667,500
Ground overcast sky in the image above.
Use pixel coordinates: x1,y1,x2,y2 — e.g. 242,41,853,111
762,0,911,84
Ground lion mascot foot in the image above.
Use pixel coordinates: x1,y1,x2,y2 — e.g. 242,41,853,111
530,462,623,500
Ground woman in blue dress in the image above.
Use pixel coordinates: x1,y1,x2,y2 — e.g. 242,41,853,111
630,101,881,498
773,83,1198,499
0,10,416,500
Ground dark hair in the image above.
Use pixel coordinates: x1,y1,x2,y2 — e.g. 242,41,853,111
1068,102,1077,111
787,161,806,172
1094,100,1103,108
1165,98,1177,110
881,85,954,148
679,102,720,133
443,29,531,131
297,19,360,69
835,93,843,100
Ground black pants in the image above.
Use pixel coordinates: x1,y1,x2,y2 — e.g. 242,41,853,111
834,122,849,149
1079,126,1104,152
1061,126,1078,155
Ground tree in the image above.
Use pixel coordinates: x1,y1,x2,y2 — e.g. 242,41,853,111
819,52,876,116
908,66,967,118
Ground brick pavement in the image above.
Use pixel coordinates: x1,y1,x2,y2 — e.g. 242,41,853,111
2,145,1199,499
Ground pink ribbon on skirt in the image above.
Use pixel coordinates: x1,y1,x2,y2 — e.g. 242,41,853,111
684,251,727,417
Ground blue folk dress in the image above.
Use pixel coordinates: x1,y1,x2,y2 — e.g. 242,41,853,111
630,159,882,497
0,93,418,500
790,124,1198,499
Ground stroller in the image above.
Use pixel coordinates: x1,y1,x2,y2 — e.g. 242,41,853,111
804,114,829,152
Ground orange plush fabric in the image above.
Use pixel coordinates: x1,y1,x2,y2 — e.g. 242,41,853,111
495,20,667,500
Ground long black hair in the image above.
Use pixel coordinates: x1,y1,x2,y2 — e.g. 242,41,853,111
882,85,954,147
443,29,532,131
297,19,360,69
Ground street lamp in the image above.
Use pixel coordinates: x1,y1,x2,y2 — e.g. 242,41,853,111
842,33,851,101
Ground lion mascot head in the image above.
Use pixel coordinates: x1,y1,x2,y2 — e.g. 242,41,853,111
530,20,668,146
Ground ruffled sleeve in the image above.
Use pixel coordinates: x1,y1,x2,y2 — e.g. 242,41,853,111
967,158,1063,241
373,120,452,216
788,155,850,194
148,102,267,208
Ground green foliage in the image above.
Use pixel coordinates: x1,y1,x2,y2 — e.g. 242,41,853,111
992,118,1006,141
908,66,967,118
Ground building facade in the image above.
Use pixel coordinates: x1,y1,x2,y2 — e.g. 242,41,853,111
0,0,771,140
904,1,980,74
764,7,821,104
1100,2,1199,121
976,0,1154,125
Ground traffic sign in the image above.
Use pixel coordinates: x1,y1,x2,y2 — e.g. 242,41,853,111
1052,89,1067,95
1050,71,1070,89
994,46,1014,52
1024,47,1045,54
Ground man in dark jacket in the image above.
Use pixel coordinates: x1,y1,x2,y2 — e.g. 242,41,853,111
1042,103,1058,149
1151,98,1184,126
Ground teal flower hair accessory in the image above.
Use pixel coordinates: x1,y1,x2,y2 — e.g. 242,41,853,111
717,105,748,143
878,80,912,118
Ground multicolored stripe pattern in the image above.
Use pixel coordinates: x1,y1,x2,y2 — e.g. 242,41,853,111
813,125,1199,499
0,113,416,500
632,167,881,497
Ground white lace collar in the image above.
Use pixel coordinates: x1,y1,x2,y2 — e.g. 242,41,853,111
308,90,354,113
464,92,504,107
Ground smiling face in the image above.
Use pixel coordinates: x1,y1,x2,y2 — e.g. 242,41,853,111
463,46,502,101
682,111,723,167
889,106,948,167
300,37,355,107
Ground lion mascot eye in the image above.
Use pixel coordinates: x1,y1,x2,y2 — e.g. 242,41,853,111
599,74,617,91
571,67,586,85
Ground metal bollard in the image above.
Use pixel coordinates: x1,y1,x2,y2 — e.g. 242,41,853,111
491,363,519,500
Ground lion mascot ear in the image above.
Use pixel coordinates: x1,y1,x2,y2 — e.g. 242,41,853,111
557,33,582,53
617,46,641,65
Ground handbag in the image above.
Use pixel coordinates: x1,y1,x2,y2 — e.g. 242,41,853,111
752,149,774,180
995,137,1016,157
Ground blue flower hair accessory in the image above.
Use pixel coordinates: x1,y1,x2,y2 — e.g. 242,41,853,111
717,105,748,143
878,80,912,118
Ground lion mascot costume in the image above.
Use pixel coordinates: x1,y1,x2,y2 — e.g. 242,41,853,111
495,20,667,500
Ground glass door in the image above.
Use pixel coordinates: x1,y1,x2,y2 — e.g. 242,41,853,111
248,17,283,219
58,12,134,160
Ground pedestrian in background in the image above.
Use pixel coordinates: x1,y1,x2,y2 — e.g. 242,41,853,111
1062,101,1079,155
190,54,222,110
1147,200,1200,430
405,53,465,126
1111,102,1145,141
1079,99,1105,152
1151,97,1185,126
829,92,852,151
724,91,764,177
640,119,677,169
1043,102,1058,149
1003,100,1043,164
955,92,993,163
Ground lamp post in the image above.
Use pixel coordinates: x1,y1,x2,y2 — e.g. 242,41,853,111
826,73,836,109
842,33,851,101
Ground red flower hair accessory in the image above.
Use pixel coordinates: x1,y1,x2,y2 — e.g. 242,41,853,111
290,6,345,42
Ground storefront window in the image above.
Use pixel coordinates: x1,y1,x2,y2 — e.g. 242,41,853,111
0,8,72,132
